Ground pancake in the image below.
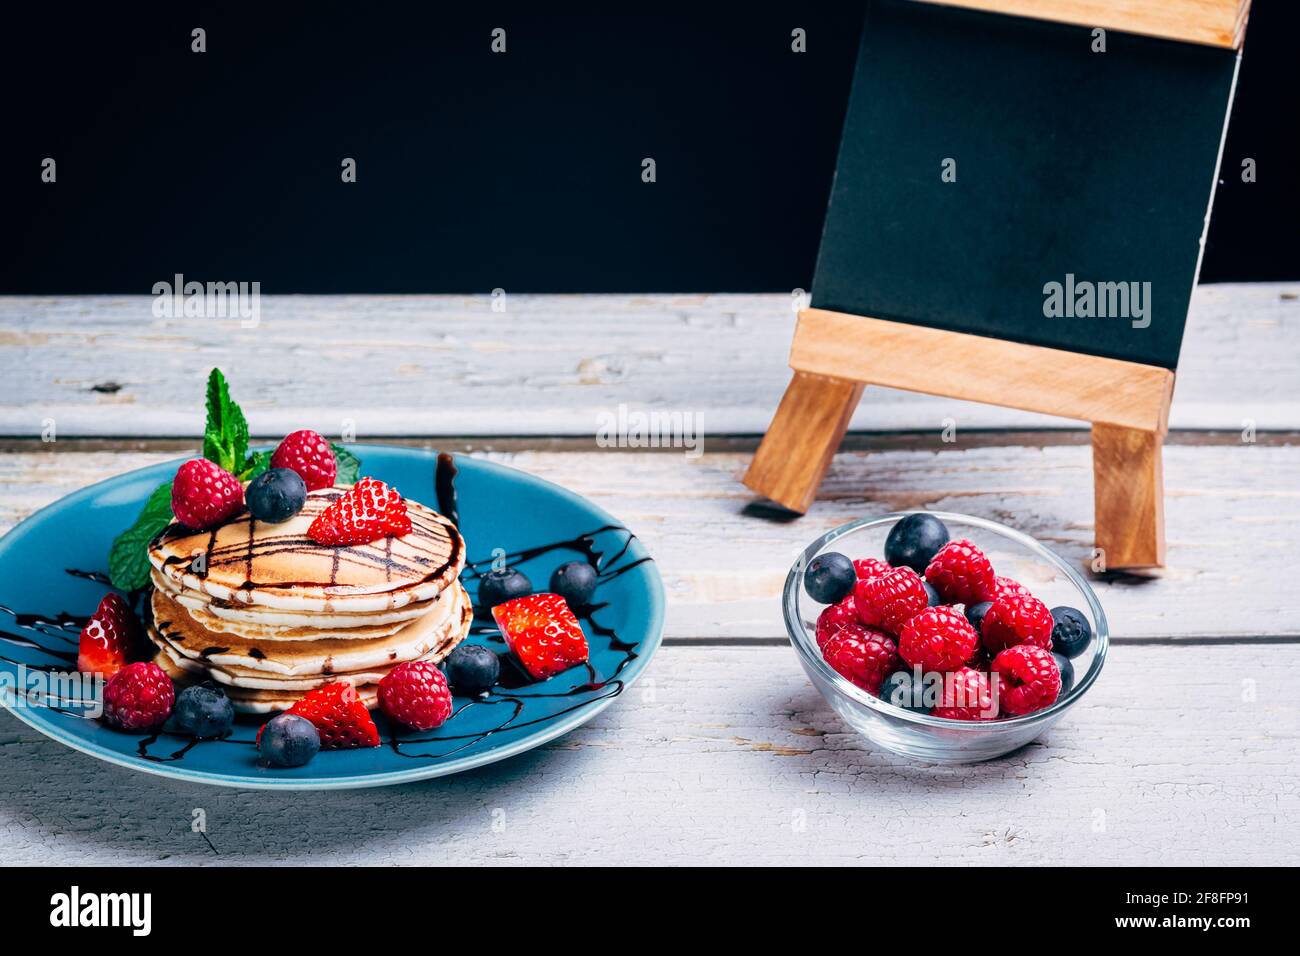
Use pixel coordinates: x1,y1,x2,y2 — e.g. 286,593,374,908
151,568,440,633
153,651,381,714
151,626,464,691
149,582,471,678
148,489,464,612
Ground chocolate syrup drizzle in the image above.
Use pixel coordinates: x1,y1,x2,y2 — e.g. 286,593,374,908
152,492,462,596
0,454,654,771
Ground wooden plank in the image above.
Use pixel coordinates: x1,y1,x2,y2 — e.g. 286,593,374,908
923,0,1250,48
790,308,1175,432
2,442,1297,640
0,643,1293,865
743,372,864,513
0,285,1295,436
1092,425,1166,569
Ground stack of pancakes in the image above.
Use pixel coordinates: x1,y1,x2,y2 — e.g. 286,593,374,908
145,487,470,713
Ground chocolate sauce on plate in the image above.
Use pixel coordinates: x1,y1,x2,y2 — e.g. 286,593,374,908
1,456,654,770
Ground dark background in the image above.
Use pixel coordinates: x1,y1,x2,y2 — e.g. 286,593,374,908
2,2,1294,294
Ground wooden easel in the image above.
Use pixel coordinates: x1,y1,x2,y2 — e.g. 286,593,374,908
745,311,1173,568
744,0,1250,570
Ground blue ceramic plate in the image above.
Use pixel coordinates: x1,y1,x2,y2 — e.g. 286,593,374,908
0,446,664,789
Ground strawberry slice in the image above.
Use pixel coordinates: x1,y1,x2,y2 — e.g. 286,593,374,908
77,593,146,678
286,681,380,749
307,476,412,546
492,593,589,681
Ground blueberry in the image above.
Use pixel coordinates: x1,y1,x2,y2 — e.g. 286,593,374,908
477,567,532,611
804,552,855,604
259,713,320,768
246,467,307,523
1053,652,1075,696
965,600,993,634
878,670,932,714
549,561,598,608
1050,606,1092,658
923,581,942,607
884,513,950,574
173,683,234,738
444,644,500,694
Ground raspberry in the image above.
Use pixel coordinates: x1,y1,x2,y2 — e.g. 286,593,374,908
102,662,175,731
897,606,979,673
854,566,928,633
77,593,146,679
981,592,1054,653
170,458,245,530
821,628,898,694
853,557,891,584
815,594,860,649
493,593,590,680
271,429,338,491
992,644,1062,716
924,539,996,605
307,476,412,546
933,667,997,721
378,660,454,731
289,681,381,748
994,576,1033,600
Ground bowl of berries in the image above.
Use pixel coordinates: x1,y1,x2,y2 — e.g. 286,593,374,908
785,511,1107,763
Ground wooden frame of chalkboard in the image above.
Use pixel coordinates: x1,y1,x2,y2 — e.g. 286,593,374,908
744,0,1249,569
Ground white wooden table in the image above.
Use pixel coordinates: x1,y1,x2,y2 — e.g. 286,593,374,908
2,286,1297,865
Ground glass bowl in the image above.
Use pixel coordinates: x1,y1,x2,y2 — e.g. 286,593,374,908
784,512,1108,763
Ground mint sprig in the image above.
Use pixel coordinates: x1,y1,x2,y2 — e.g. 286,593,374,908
105,368,364,591
107,481,174,591
202,368,249,475
332,444,360,484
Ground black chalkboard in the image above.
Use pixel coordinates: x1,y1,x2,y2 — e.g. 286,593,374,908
811,0,1240,370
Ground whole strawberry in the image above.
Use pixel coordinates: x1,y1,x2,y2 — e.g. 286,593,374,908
821,628,898,694
102,662,175,731
288,681,381,748
981,592,1054,654
924,539,997,605
897,606,979,673
307,476,412,546
378,660,453,731
493,593,589,680
271,429,337,491
933,667,997,721
77,593,145,678
992,644,1062,716
815,593,861,649
171,458,244,530
854,565,929,633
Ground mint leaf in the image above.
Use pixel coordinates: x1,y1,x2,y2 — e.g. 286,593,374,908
202,368,249,474
239,450,273,482
107,481,173,591
332,444,361,484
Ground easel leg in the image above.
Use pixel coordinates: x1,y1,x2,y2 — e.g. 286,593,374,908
743,371,864,514
1092,423,1166,569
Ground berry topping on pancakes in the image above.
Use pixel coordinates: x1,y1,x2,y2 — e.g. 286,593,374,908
271,429,338,491
171,458,245,530
307,476,412,546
